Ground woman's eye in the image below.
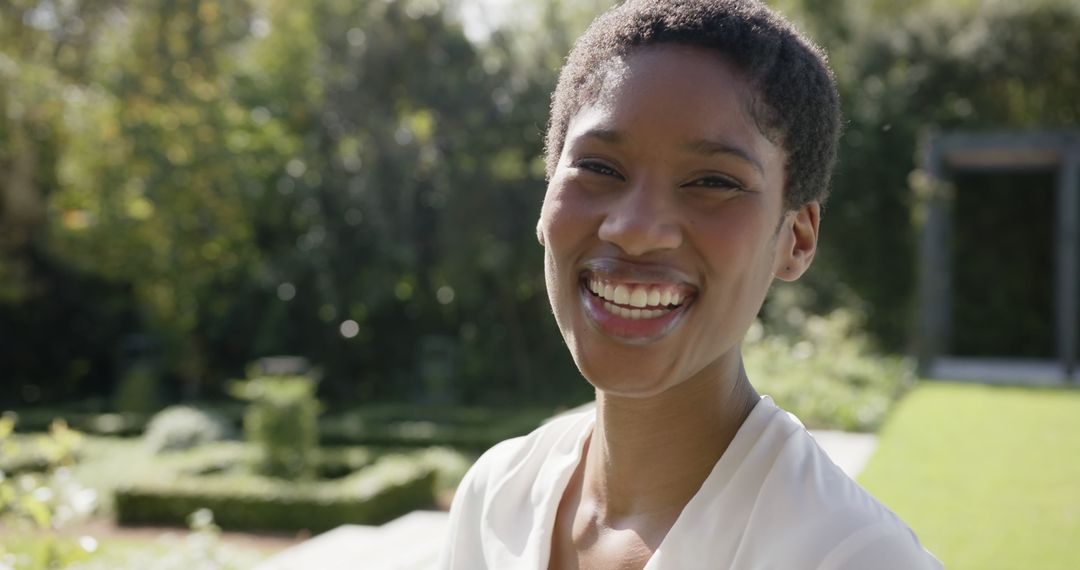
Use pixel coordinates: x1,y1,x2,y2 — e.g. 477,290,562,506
575,160,624,180
686,175,745,191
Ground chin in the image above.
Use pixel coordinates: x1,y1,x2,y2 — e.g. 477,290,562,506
572,349,678,399
592,380,674,400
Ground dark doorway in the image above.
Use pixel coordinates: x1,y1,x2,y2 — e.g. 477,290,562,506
949,169,1057,358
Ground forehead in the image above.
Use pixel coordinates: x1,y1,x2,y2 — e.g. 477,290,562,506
591,44,756,113
565,44,782,173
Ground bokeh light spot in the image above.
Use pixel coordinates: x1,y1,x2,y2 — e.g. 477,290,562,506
340,320,360,338
277,282,296,301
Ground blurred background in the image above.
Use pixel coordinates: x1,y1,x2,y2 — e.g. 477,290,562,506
0,0,1077,568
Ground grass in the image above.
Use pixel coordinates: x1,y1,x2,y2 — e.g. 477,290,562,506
66,437,256,514
1,532,269,569
858,382,1080,570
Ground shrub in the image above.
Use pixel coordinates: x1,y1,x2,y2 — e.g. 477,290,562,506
112,361,163,415
0,417,99,569
143,406,235,454
413,446,474,496
4,408,149,437
319,405,553,450
312,446,376,479
113,453,435,533
231,375,321,479
0,418,52,476
744,307,915,432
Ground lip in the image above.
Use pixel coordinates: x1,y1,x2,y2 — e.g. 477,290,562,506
580,258,698,289
577,258,697,344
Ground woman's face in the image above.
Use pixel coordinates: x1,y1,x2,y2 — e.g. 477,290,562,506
538,44,814,398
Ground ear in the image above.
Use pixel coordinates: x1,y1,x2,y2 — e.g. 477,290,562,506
772,201,820,281
536,219,545,247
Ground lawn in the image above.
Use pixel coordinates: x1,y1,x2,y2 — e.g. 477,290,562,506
2,530,272,569
858,382,1080,570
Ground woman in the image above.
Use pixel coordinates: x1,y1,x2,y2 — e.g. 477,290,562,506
442,1,942,568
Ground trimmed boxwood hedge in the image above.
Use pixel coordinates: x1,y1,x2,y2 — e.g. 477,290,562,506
8,404,555,450
7,410,150,437
319,405,555,450
113,454,435,533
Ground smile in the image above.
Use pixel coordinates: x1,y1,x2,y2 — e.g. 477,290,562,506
585,278,686,320
577,270,697,343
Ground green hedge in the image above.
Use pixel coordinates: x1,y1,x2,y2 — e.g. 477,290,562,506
113,454,435,533
8,404,554,449
0,446,51,475
6,402,247,437
319,405,555,450
5,409,149,437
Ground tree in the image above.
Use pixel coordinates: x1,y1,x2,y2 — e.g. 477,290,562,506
818,0,1080,348
47,0,286,398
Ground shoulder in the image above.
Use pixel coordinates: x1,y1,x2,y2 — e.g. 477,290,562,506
737,400,942,568
439,408,593,568
459,407,593,496
815,520,944,570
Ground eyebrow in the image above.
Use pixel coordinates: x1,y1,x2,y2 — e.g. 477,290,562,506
685,138,764,175
577,128,764,175
579,128,622,144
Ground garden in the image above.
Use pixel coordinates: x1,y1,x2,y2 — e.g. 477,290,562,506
2,0,1079,568
0,366,503,568
1,307,916,569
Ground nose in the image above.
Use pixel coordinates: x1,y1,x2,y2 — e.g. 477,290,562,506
597,180,683,256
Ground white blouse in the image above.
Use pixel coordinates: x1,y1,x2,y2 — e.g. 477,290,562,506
440,396,942,569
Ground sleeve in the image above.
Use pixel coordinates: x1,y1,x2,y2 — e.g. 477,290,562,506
817,522,945,570
437,456,490,569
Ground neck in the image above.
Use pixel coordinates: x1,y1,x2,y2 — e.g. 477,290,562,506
583,358,759,523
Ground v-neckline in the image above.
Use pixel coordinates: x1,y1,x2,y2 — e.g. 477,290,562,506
537,397,771,570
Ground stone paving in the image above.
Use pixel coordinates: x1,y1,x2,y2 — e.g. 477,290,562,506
809,429,879,478
254,510,448,570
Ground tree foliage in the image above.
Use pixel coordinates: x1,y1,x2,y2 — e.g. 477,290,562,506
818,0,1080,348
2,0,588,406
1,0,1077,406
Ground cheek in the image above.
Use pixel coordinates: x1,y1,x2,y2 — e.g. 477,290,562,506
693,205,779,311
694,204,772,266
539,180,593,253
539,182,589,305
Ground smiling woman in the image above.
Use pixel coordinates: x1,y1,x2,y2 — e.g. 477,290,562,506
440,1,942,569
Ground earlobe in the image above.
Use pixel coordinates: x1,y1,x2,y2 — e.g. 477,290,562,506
774,201,820,282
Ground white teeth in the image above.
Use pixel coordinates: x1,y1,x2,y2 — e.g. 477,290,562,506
613,285,630,305
603,302,670,320
590,278,689,309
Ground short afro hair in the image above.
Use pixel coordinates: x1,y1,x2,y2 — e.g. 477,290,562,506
544,0,841,209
